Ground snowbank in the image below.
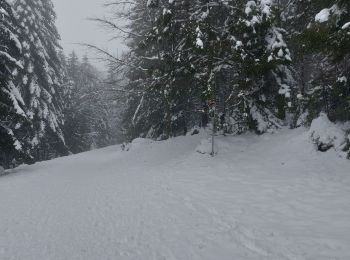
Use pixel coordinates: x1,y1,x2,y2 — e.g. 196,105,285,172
308,113,347,152
122,138,153,151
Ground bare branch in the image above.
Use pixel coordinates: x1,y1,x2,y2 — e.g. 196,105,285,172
78,43,148,72
88,18,142,38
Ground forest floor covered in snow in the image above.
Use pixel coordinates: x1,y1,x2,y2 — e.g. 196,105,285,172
1,128,350,260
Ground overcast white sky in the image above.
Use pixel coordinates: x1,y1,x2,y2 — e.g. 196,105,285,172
52,0,127,70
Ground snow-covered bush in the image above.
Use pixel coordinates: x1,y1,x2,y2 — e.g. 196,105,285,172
188,126,200,136
121,138,153,152
121,143,131,152
308,113,347,152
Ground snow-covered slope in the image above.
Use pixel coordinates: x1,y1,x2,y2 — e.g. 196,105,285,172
1,128,350,260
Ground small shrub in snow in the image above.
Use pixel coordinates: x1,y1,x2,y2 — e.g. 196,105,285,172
196,139,218,155
121,143,131,152
156,134,168,141
122,138,153,152
309,113,346,152
191,129,200,136
189,126,200,136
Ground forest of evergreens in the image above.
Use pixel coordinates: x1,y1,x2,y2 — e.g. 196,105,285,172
1,0,349,168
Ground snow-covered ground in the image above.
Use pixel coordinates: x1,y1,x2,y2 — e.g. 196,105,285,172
1,128,350,260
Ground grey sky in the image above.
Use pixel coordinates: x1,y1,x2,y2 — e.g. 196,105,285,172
52,0,127,70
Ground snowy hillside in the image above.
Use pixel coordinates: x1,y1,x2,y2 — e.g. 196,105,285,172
1,128,350,260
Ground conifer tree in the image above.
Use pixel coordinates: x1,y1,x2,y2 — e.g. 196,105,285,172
122,0,171,139
120,0,297,137
0,0,31,168
63,53,113,152
294,0,350,124
225,0,294,133
13,0,68,160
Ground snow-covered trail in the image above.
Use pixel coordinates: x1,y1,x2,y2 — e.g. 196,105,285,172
1,129,350,260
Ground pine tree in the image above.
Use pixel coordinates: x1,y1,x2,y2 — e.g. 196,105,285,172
109,0,348,145
61,52,87,153
120,0,296,137
300,0,350,123
123,0,206,139
140,0,197,138
310,0,350,58
224,0,294,133
63,53,113,153
79,56,109,149
13,0,68,160
0,0,31,168
122,0,171,140
103,66,127,143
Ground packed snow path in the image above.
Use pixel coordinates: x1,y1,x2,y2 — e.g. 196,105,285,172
1,129,350,260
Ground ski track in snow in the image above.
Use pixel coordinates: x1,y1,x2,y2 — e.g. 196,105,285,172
0,128,350,260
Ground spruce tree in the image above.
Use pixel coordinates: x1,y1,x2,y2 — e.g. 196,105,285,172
13,0,68,160
123,0,204,139
0,0,31,168
63,53,113,152
226,0,294,133
120,0,297,137
298,0,350,123
122,0,171,140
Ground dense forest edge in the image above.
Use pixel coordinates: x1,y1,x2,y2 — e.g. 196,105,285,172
1,0,350,169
